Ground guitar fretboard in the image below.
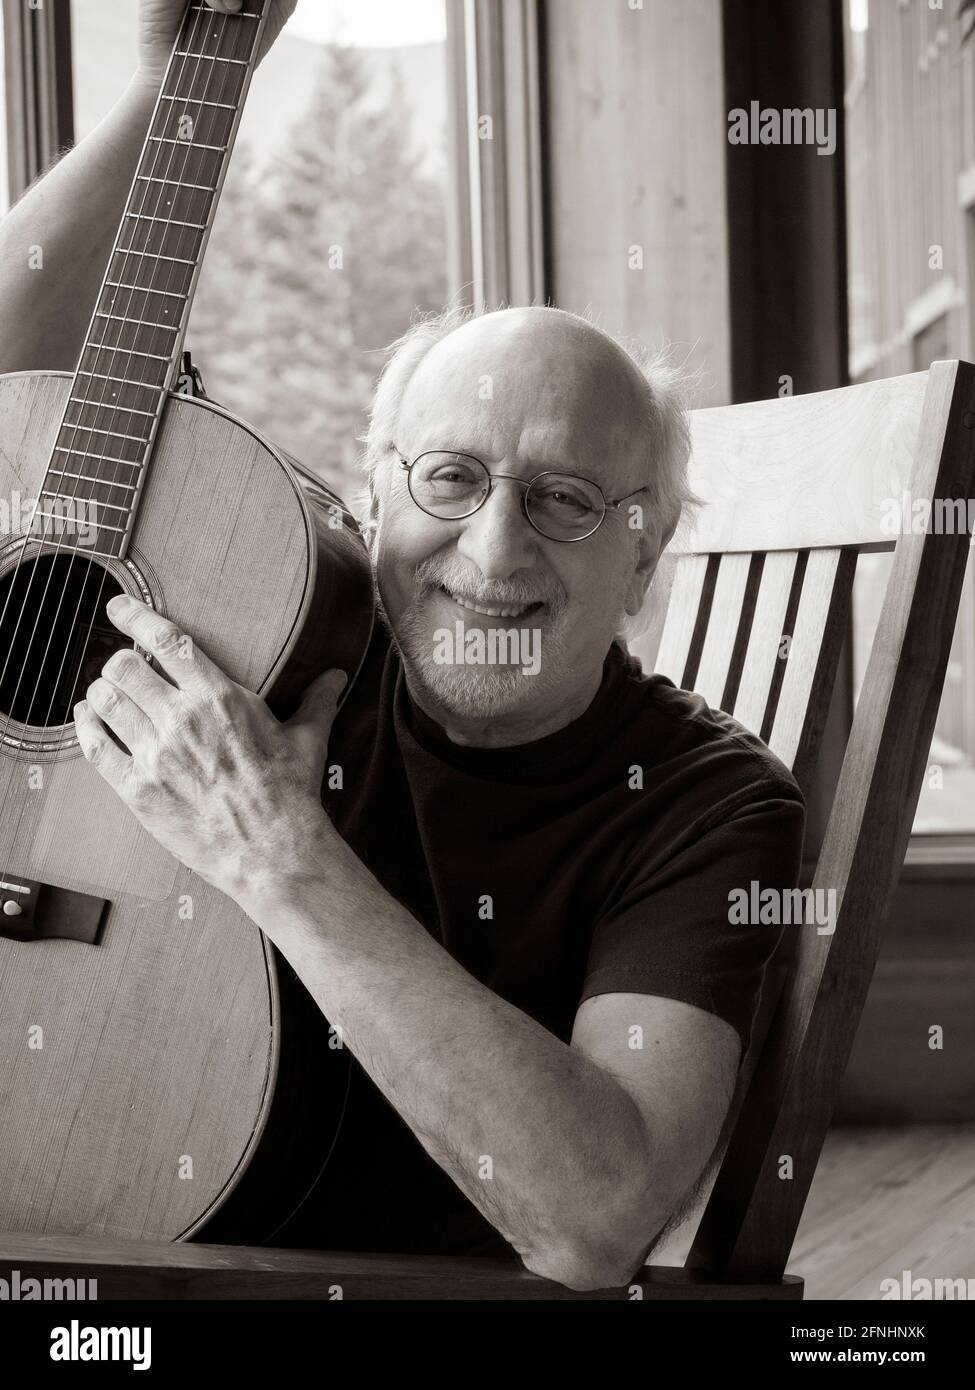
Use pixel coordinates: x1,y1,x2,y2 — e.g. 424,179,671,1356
38,0,267,559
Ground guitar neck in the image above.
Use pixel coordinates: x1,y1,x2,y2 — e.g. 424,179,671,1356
42,0,268,560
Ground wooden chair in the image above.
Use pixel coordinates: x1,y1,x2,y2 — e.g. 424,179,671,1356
3,359,974,1299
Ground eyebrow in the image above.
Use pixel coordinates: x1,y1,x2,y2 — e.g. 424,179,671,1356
406,443,589,477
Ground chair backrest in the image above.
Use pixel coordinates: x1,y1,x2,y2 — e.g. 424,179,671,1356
632,359,975,1278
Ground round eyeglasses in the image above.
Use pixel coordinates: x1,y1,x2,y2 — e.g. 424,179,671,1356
398,451,648,543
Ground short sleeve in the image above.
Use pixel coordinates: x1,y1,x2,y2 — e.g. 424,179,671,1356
578,786,805,1055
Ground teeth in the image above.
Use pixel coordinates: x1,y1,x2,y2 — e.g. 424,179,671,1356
446,589,532,619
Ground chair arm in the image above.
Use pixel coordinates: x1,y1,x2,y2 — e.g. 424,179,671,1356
0,1233,803,1300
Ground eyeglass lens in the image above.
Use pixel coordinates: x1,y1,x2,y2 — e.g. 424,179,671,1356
408,452,606,540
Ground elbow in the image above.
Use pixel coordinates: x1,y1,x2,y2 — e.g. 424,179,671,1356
520,1208,655,1292
521,1237,646,1292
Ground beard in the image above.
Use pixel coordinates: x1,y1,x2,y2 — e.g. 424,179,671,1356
373,560,572,724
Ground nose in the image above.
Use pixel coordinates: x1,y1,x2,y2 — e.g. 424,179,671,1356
455,476,540,581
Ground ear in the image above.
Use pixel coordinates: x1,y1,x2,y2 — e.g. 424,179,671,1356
623,524,662,616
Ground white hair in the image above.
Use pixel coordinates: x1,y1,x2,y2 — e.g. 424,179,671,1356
354,300,700,569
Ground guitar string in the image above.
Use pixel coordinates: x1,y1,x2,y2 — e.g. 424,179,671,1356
46,3,256,737
11,3,218,737
0,5,213,890
30,3,245,737
0,3,228,881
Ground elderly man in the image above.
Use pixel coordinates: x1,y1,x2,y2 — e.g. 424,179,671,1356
0,0,804,1291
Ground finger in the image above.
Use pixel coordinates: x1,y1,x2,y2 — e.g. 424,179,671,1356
206,1,243,12
285,669,347,732
74,700,134,788
85,677,156,756
105,596,228,697
100,647,179,725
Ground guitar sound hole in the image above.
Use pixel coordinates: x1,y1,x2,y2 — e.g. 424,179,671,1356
0,554,132,729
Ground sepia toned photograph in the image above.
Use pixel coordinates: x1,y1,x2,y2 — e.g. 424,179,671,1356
0,0,972,1355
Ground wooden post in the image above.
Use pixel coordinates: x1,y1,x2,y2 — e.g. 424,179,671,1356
722,0,851,856
2,0,74,203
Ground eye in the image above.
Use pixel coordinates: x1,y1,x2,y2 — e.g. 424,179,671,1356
427,462,480,489
534,483,595,514
412,453,486,503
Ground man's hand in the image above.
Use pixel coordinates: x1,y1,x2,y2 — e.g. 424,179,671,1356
138,0,297,88
73,595,345,905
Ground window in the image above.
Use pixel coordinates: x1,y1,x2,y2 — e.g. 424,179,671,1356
845,0,975,839
70,0,453,503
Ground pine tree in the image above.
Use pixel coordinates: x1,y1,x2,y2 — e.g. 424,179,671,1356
188,41,448,503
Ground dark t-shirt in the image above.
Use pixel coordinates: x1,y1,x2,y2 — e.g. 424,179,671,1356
274,624,805,1258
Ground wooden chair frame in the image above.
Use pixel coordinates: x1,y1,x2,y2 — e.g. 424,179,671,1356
2,360,974,1299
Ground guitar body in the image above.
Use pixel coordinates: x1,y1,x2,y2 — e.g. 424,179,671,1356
0,371,373,1241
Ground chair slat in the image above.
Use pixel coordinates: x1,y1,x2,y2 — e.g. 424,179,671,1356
693,553,755,710
654,553,711,687
766,548,857,788
732,551,800,737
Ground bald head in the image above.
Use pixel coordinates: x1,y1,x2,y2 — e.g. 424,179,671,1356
399,307,655,468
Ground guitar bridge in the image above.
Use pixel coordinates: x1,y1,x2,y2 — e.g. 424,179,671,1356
0,876,108,944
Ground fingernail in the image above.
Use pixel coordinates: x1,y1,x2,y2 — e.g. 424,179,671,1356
106,595,131,616
326,670,348,695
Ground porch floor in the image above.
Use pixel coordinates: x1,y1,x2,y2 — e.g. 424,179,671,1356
651,1123,975,1299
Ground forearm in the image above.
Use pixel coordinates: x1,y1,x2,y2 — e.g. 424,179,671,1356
0,73,160,374
242,830,656,1289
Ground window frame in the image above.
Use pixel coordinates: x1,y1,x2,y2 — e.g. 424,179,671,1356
2,0,73,204
444,0,545,311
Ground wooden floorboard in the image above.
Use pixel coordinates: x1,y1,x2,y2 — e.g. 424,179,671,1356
651,1124,975,1299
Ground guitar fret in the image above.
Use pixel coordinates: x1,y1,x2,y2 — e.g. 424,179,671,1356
174,50,248,65
53,461,144,481
94,311,179,333
68,395,156,418
76,372,157,389
125,213,208,231
111,247,196,267
57,424,149,444
135,176,215,194
104,282,188,300
46,470,138,490
65,546,126,559
188,3,259,13
148,136,227,153
159,93,237,111
81,341,172,362
34,512,129,536
41,491,131,516
39,545,128,560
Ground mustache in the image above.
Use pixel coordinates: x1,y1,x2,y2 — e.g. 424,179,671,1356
413,557,566,611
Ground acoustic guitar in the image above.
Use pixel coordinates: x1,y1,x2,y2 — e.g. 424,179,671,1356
0,0,373,1242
